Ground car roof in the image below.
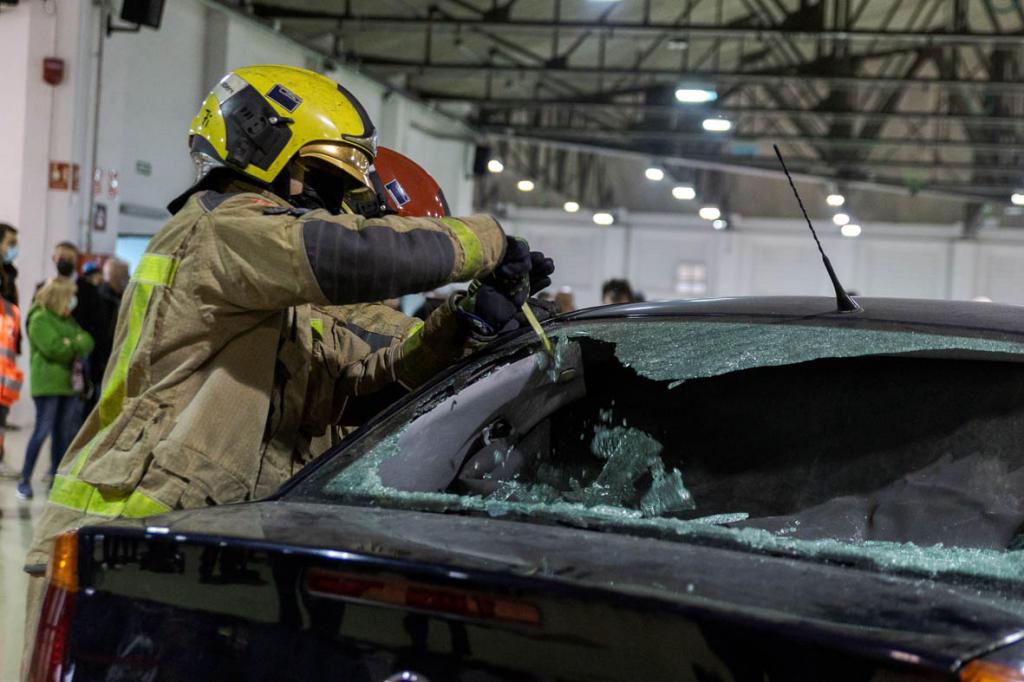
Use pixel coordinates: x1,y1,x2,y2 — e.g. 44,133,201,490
563,296,1024,338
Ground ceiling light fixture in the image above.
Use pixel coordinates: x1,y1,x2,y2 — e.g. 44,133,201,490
675,88,717,103
645,167,665,181
487,159,504,174
832,212,851,226
517,179,535,192
672,185,696,200
593,212,615,226
702,118,732,132
1012,193,1024,206
699,206,721,221
713,219,728,230
826,193,845,207
841,223,862,238
563,201,580,213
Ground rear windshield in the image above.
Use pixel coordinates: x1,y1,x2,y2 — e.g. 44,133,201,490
290,319,1024,588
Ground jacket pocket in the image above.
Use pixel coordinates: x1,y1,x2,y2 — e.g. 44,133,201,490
148,439,253,509
77,396,172,493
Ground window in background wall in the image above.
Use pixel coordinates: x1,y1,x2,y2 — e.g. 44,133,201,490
675,261,708,297
115,235,152,275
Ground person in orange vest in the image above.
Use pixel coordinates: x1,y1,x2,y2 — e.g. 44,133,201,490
0,222,21,479
0,296,23,477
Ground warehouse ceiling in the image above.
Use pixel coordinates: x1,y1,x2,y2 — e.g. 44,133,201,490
217,0,1024,227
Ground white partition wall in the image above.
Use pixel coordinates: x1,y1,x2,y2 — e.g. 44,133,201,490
502,208,1023,308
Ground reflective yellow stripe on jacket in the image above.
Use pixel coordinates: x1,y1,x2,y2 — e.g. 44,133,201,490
441,218,483,280
49,253,179,519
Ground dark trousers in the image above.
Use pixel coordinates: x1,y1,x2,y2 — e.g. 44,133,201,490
20,395,76,484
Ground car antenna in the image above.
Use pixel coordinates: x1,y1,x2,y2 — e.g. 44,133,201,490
773,144,861,313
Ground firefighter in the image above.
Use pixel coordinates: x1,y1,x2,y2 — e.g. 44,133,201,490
315,147,557,440
23,65,549,660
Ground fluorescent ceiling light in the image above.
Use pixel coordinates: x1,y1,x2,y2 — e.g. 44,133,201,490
487,159,504,173
1012,193,1024,206
713,219,727,230
832,212,850,226
645,167,665,181
593,212,615,226
517,179,535,192
672,185,696,200
675,88,717,103
563,201,580,213
702,118,732,132
841,223,862,238
826,193,845,207
699,206,721,221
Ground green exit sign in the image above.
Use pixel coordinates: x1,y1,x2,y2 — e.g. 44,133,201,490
135,160,152,176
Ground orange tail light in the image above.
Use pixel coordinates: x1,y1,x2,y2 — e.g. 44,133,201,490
961,660,1024,682
27,531,79,682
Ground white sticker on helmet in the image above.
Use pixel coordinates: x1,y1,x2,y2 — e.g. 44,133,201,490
212,73,249,104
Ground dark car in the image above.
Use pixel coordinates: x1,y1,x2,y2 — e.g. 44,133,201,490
28,297,1024,681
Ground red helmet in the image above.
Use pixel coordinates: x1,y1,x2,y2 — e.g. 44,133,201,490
370,147,451,218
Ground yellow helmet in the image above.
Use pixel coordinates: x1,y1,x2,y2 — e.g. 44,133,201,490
188,65,377,190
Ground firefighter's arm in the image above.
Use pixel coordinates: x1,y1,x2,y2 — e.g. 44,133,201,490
208,203,506,310
339,296,487,397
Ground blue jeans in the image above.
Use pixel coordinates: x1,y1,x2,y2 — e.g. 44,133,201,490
20,395,77,485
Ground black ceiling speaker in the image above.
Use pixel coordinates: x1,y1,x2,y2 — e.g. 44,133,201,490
472,145,492,176
121,0,165,29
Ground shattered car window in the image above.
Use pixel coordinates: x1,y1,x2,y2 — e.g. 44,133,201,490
291,320,1024,587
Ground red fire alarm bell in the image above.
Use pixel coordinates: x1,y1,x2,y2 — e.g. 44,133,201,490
43,58,65,86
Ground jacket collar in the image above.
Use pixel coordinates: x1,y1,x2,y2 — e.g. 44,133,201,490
166,168,291,215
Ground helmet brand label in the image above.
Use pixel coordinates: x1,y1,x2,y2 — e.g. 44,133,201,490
385,179,410,207
213,73,248,104
267,84,302,112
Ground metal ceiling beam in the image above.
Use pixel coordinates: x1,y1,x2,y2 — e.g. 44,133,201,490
641,153,1024,178
349,56,1024,94
488,132,1003,204
424,95,1024,129
482,125,1024,155
250,6,1024,46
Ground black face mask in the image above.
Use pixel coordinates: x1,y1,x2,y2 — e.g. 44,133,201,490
289,183,333,213
56,259,75,277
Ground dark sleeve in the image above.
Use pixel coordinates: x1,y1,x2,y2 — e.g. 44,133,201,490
300,213,506,304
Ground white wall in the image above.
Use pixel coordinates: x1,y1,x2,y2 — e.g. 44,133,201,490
502,208,1024,308
100,0,477,237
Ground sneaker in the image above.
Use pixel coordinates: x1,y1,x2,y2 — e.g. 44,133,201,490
15,481,32,500
0,461,18,479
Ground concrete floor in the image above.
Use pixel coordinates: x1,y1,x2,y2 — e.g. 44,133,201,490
0,424,56,682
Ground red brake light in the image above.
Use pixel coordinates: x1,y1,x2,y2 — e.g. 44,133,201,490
27,531,79,682
305,567,541,626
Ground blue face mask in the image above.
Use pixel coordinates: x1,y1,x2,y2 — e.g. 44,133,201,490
4,246,17,264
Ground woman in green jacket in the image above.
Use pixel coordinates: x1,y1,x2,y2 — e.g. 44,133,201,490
16,279,93,499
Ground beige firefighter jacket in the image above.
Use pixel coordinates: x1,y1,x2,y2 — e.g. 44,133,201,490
26,185,504,567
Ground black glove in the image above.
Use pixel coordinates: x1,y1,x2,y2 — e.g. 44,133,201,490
528,251,555,295
457,282,521,336
483,237,532,307
459,237,556,336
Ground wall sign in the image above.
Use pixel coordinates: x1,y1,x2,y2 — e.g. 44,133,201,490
48,162,71,190
135,160,152,176
92,204,107,232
